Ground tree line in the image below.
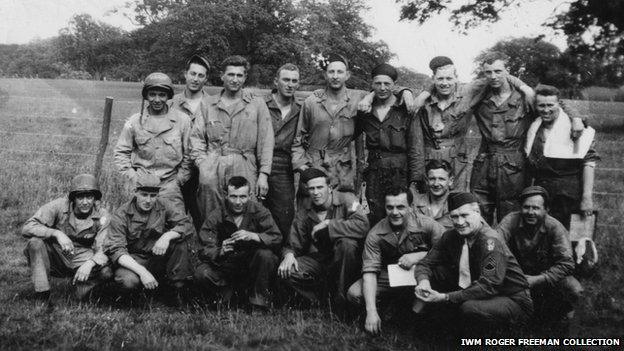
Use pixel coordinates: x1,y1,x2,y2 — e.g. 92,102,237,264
1,0,622,94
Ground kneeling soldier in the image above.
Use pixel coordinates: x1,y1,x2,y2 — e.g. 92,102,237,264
105,174,193,306
278,168,369,310
194,176,282,309
497,186,581,328
22,174,111,302
414,192,533,335
347,186,444,334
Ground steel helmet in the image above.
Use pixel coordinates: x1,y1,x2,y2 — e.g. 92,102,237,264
68,174,102,201
142,72,174,100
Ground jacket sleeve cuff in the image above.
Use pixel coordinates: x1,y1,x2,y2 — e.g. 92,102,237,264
447,291,464,304
91,252,108,266
111,249,128,264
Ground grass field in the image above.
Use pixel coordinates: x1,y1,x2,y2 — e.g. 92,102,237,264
0,78,623,350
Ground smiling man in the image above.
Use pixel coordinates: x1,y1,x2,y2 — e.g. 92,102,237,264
524,84,599,229
412,159,454,229
194,176,281,309
171,54,211,231
278,168,369,312
413,192,533,335
497,186,581,329
346,186,444,334
114,72,193,210
105,174,194,307
22,174,111,303
191,55,274,225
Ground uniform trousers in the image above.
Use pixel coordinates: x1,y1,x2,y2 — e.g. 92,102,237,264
24,238,112,299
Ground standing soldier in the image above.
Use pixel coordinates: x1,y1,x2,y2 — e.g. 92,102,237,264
194,176,282,310
22,174,111,302
354,63,424,225
114,72,193,210
291,54,413,205
191,55,274,224
417,56,473,192
170,54,211,231
104,174,194,306
525,85,598,229
263,63,302,238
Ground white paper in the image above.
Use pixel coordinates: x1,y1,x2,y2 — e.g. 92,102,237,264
387,264,417,287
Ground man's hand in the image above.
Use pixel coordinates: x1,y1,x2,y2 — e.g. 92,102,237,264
415,286,446,303
364,310,382,334
401,90,420,115
220,238,235,256
311,220,330,241
257,173,269,199
580,195,594,217
231,229,260,243
53,230,74,254
358,92,375,113
571,117,584,140
152,235,172,256
414,279,433,301
277,252,299,279
72,260,95,284
397,252,427,269
139,270,158,290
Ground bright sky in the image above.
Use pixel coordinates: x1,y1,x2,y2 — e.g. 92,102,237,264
0,0,569,81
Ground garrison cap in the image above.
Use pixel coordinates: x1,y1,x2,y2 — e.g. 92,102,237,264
371,63,398,81
135,173,161,192
519,186,550,204
300,168,328,185
186,54,210,71
448,192,479,211
429,56,454,73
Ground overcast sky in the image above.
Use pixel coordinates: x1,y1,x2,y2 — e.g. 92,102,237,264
0,0,568,80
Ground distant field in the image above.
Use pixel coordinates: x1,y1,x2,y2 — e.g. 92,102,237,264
0,78,623,349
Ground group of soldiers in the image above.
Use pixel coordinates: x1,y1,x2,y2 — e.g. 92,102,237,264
22,51,598,336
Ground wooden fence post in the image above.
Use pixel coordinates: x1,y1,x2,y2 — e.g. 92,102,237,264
94,97,114,179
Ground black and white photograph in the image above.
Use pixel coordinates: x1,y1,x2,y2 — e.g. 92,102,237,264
0,0,622,349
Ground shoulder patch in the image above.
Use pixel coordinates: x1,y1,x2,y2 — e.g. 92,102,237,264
487,238,495,251
100,216,108,226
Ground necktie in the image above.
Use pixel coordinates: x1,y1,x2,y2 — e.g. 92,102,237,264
458,238,471,289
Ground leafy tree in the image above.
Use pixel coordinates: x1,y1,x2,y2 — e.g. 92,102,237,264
58,14,131,80
396,0,624,87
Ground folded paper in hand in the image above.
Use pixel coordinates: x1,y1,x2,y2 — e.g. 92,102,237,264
388,264,416,287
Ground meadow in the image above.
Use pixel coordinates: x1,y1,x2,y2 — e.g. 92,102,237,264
0,78,622,350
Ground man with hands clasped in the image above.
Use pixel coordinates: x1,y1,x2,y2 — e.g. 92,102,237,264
105,174,194,306
193,176,282,309
413,192,533,335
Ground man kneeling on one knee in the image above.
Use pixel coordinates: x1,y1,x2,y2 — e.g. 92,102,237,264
413,192,533,334
22,174,112,302
347,186,445,334
104,174,194,305
278,168,369,308
497,186,582,324
193,176,282,309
